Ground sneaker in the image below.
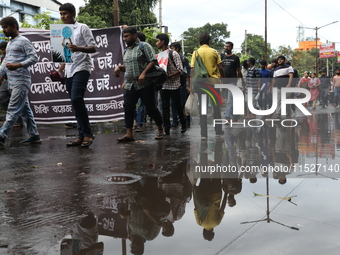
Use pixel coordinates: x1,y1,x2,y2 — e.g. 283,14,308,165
20,135,42,144
201,136,207,140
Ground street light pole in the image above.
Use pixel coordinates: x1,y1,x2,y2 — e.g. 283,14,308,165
303,21,338,75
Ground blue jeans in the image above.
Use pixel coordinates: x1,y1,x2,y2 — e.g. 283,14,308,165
0,84,39,139
65,70,92,138
334,87,340,106
225,83,237,120
171,85,187,124
320,88,329,106
134,98,145,126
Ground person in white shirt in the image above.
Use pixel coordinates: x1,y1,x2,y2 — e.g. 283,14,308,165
58,3,96,147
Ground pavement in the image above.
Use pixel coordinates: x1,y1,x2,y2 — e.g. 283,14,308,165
0,104,340,254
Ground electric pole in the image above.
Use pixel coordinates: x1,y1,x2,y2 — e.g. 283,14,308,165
264,0,268,60
159,0,163,31
113,0,119,26
245,30,248,55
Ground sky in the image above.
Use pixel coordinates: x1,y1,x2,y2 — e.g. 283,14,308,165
61,0,340,52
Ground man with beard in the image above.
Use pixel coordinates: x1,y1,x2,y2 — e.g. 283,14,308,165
114,26,164,141
0,17,40,147
222,41,244,122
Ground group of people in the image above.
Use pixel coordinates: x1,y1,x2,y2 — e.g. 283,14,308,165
0,3,96,147
1,2,339,147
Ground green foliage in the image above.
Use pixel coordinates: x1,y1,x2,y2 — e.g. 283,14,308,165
77,13,106,29
291,51,315,74
21,11,62,30
142,27,162,53
181,23,230,57
237,53,253,63
272,45,294,61
78,0,157,28
241,33,272,62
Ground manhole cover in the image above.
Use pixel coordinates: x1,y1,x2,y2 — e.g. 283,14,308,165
105,173,141,184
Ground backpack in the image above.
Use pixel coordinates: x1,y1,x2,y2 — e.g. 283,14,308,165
191,51,209,79
168,49,188,87
124,42,167,90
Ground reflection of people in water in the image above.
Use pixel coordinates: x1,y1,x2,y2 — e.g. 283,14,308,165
121,177,172,255
193,178,227,241
223,128,243,207
158,160,192,222
69,212,104,255
273,122,298,185
62,38,73,62
193,139,227,241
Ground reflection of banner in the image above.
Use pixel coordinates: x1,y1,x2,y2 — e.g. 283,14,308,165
97,196,128,239
320,43,335,58
24,27,125,124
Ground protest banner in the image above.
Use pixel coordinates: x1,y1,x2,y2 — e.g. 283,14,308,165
23,27,125,124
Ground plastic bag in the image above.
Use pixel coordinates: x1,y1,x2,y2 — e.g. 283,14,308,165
185,93,199,116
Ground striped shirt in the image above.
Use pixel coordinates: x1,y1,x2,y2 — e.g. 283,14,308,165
246,67,262,94
0,35,38,88
273,64,294,89
123,41,157,90
162,49,183,90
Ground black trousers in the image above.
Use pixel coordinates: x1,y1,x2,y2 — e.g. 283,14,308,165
124,85,163,129
160,88,186,131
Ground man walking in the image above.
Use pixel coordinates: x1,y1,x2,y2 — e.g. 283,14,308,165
272,56,293,117
58,3,96,147
222,41,243,122
332,69,340,108
156,34,186,135
245,57,262,117
259,60,270,110
319,71,331,108
114,26,164,141
190,32,224,139
0,17,40,147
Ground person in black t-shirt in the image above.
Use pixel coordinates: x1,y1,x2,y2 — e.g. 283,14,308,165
222,41,244,122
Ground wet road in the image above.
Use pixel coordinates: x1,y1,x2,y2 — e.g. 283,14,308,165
1,107,340,255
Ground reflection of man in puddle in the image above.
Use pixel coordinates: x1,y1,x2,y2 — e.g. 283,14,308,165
193,178,227,241
69,212,103,255
273,122,298,184
120,177,172,254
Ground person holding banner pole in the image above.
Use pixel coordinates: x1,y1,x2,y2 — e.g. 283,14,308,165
58,3,96,147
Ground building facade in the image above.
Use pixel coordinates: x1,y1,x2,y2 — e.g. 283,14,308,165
0,0,62,24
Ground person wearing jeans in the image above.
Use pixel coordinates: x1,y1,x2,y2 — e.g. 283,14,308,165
0,16,40,147
58,3,96,147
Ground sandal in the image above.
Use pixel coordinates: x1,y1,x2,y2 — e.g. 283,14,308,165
155,133,166,140
67,138,83,147
135,126,143,132
117,136,135,142
81,136,95,147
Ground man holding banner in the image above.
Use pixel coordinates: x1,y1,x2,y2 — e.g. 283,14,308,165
58,3,96,147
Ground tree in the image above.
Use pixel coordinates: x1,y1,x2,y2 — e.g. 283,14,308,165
272,45,294,61
291,50,315,75
77,0,158,28
241,33,272,62
180,23,230,57
21,11,62,30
